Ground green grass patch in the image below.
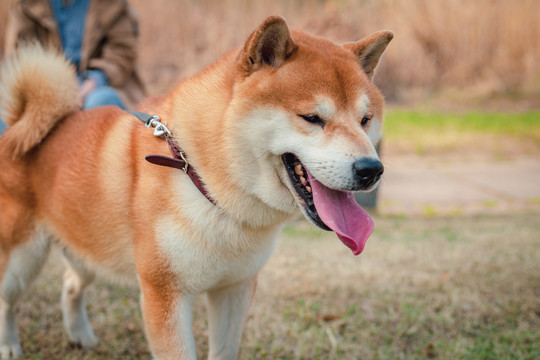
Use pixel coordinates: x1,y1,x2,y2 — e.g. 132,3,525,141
482,200,499,208
423,204,439,217
384,110,540,142
462,329,540,360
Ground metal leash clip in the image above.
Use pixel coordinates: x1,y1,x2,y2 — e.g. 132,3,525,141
145,115,171,137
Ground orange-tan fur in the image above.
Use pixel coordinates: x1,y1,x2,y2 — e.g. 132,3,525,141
0,17,392,359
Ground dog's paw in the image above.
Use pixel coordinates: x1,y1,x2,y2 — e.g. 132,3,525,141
0,343,22,359
67,329,98,348
63,308,98,348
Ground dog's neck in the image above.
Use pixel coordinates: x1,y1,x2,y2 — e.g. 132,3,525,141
150,49,295,228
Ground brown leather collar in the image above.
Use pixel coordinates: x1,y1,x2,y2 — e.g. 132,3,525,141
129,111,216,205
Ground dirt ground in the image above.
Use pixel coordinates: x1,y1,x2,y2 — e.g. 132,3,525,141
378,155,540,217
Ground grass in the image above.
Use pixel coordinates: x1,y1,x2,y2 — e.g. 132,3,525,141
385,111,540,140
14,213,540,359
382,110,540,156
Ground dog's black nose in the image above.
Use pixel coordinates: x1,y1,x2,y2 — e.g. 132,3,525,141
353,158,384,189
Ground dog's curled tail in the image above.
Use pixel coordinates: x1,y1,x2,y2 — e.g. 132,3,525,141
0,43,80,158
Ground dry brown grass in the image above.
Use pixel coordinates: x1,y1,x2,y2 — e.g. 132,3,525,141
128,0,540,103
0,0,537,104
14,213,540,359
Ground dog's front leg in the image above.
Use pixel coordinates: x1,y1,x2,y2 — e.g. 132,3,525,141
206,276,257,360
140,278,196,360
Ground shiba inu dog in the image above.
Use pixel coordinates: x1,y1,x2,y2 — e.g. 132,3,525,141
0,16,392,360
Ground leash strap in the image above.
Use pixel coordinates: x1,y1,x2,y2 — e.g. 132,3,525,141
128,110,217,205
128,110,156,126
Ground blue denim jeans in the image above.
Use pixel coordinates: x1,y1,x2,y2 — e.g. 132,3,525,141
0,118,5,135
83,86,125,110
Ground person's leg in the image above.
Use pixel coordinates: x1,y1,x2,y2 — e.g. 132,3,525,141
0,118,6,135
83,86,125,110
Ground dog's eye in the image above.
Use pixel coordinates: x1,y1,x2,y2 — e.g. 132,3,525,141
299,114,325,128
361,116,371,126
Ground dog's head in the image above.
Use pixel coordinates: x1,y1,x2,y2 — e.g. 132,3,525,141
226,16,392,255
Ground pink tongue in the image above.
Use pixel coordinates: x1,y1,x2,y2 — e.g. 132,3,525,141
306,171,374,255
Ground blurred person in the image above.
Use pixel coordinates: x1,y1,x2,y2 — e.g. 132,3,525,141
0,0,146,135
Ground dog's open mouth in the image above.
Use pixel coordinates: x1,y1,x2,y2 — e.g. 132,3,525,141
282,153,374,255
282,153,331,231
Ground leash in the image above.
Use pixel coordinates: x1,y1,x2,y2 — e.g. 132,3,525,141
128,110,217,205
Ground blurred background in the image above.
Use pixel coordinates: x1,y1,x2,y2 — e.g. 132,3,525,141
132,0,540,108
3,0,537,106
0,0,538,359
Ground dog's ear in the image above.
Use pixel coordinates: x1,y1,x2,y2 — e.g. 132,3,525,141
343,31,393,79
239,16,298,75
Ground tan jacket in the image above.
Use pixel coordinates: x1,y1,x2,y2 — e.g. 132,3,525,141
5,0,146,109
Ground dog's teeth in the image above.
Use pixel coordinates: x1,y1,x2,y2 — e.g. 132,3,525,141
306,185,312,193
294,164,304,176
299,176,307,186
